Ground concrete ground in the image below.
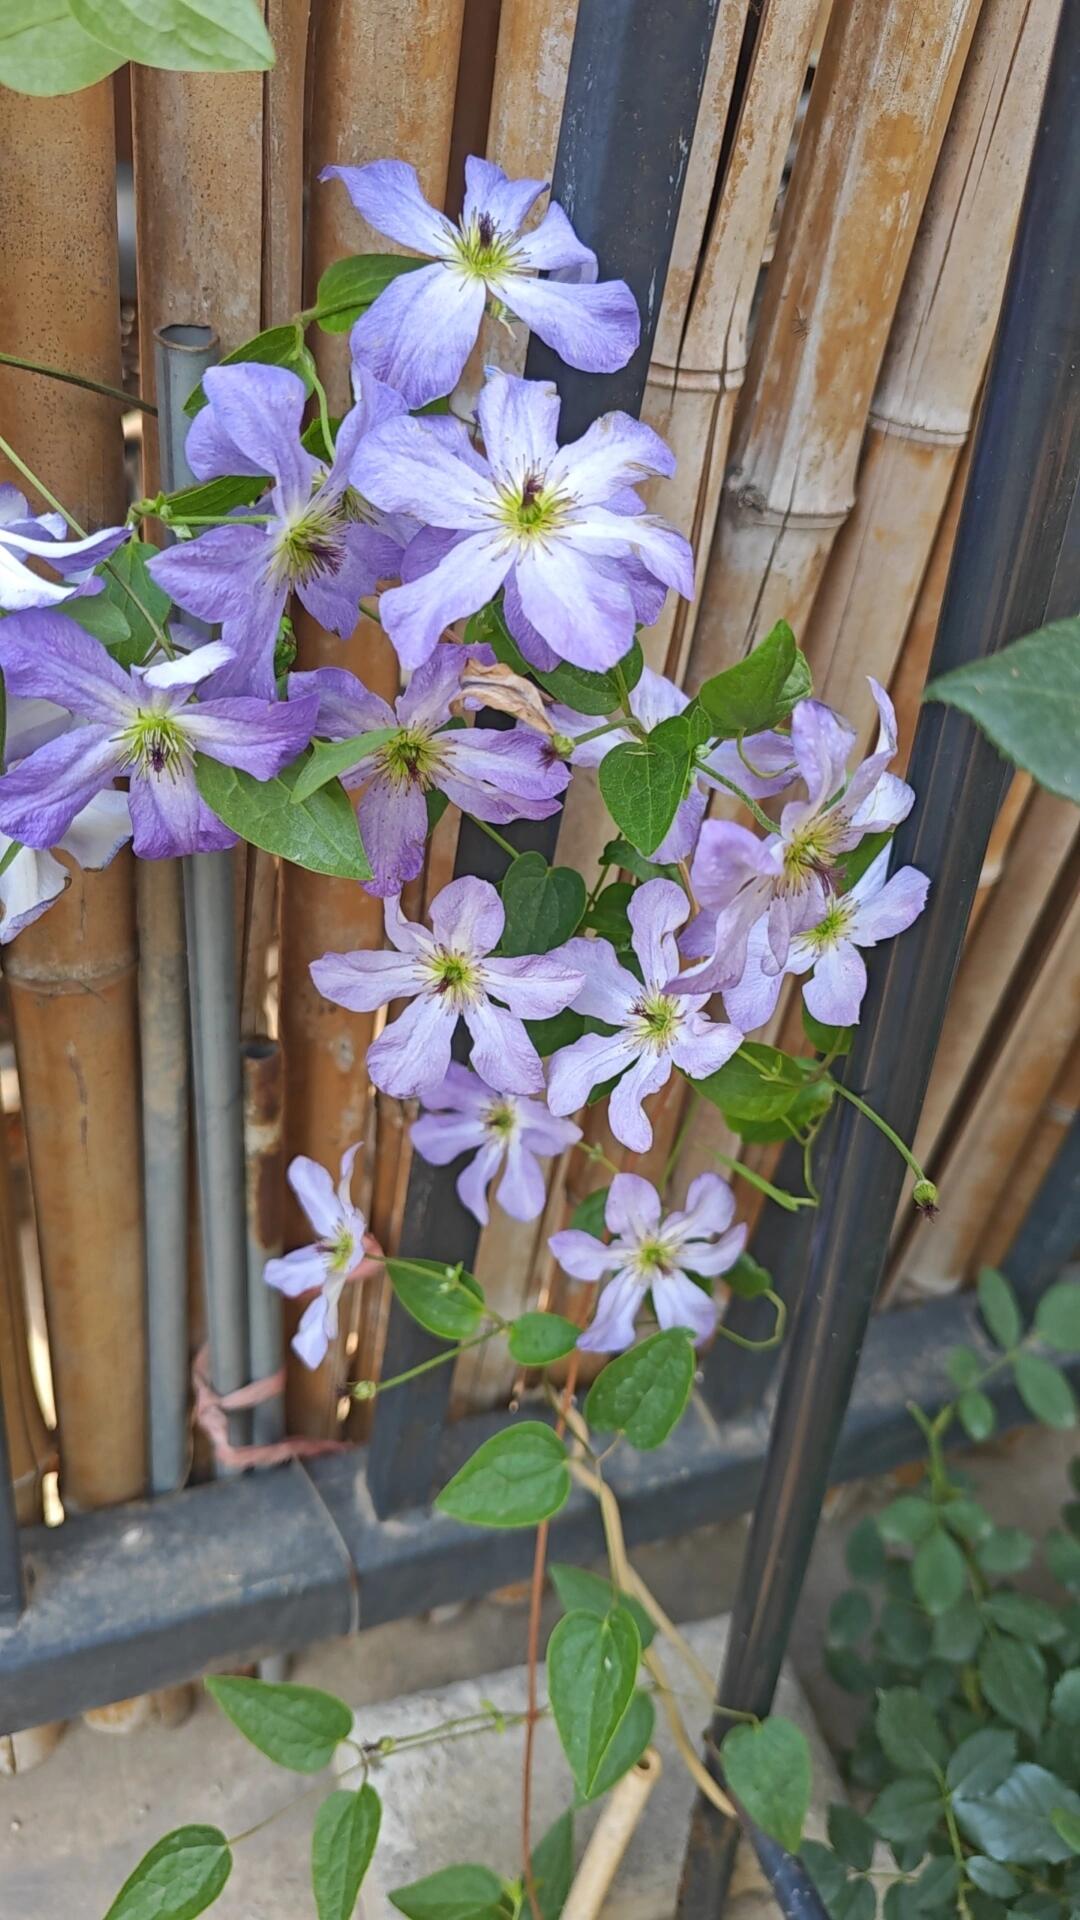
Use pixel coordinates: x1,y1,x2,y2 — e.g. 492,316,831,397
0,1425,1074,1918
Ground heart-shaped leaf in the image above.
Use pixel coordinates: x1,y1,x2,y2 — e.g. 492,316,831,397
720,1716,812,1853
194,755,371,881
103,1826,232,1920
290,730,399,804
205,1675,352,1772
925,615,1080,802
386,1258,485,1341
435,1423,570,1529
312,1785,381,1920
547,1606,640,1797
314,254,428,333
500,853,586,956
584,1330,696,1451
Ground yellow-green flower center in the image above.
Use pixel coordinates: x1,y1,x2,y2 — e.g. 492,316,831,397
323,1224,357,1273
427,948,481,1007
120,709,190,779
485,1100,518,1138
633,992,681,1050
782,816,843,890
272,498,346,586
637,1238,673,1276
804,897,855,950
495,469,569,540
380,726,442,788
453,211,520,280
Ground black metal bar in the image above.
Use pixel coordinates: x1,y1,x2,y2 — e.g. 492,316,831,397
1,1288,1075,1733
368,0,723,1516
677,5,1080,1907
1003,1115,1080,1316
0,1388,26,1626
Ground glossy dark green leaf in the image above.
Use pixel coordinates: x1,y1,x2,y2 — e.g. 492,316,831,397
954,1763,1080,1865
946,1730,1017,1798
913,1527,967,1616
877,1496,936,1546
925,616,1080,802
599,838,679,884
1013,1351,1077,1429
290,730,398,804
386,1258,485,1341
157,474,268,523
570,1186,609,1236
598,723,692,855
507,1312,579,1366
827,1804,875,1871
802,1007,853,1057
688,1042,813,1125
184,324,315,416
977,1267,1022,1351
62,590,132,652
1035,1279,1080,1354
194,756,371,881
96,538,173,666
548,1564,655,1650
870,1777,943,1848
697,622,802,737
205,1675,352,1772
975,1526,1034,1576
479,599,642,715
435,1423,570,1529
582,1688,654,1802
931,1595,984,1664
389,1863,508,1920
981,1591,1064,1645
724,1251,773,1300
875,1688,948,1777
547,1606,640,1797
977,1638,1048,1740
584,1330,695,1451
582,880,634,947
499,853,586,956
314,253,427,332
1051,1668,1080,1726
103,1826,232,1920
721,1716,811,1853
312,1786,381,1920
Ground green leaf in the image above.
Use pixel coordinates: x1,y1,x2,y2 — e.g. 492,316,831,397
721,1716,811,1853
598,723,691,856
724,1251,774,1299
389,1863,508,1920
947,1730,1018,1798
385,1258,485,1341
978,1637,1048,1740
435,1423,570,1529
802,1007,852,1057
958,1390,996,1442
69,0,274,71
913,1527,967,1615
314,253,427,333
547,1606,640,1797
194,755,372,881
103,1825,232,1920
878,1496,937,1546
0,1,124,95
1051,1805,1080,1852
312,1786,381,1920
584,1329,695,1451
698,622,804,736
570,1187,609,1237
507,1312,579,1367
801,1839,849,1907
158,474,269,524
61,590,133,658
529,1811,573,1920
184,323,315,417
870,1777,943,1847
1047,1526,1080,1590
1013,1351,1078,1429
911,1857,958,1912
827,1589,873,1647
525,1009,586,1057
1051,1670,1080,1725
690,1041,813,1125
981,1592,1063,1645
582,1688,654,1801
290,730,398,804
976,1526,1034,1575
96,538,173,667
845,1516,887,1583
925,616,1080,803
548,1564,655,1650
965,1857,1021,1898
499,853,586,956
946,1346,983,1390
204,1675,352,1772
931,1595,984,1663
480,599,642,716
942,1498,992,1544
827,1804,875,1871
977,1268,1022,1351
875,1688,948,1776
582,880,634,948
1035,1280,1080,1354
599,837,679,884
954,1763,1080,1865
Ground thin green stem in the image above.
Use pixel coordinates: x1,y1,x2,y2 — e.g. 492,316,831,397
830,1080,930,1187
711,1146,816,1212
354,1323,499,1398
0,349,155,415
571,718,626,747
715,1288,786,1350
168,513,276,528
466,813,518,860
737,734,792,784
311,367,334,459
571,1138,621,1179
584,861,612,914
705,770,778,834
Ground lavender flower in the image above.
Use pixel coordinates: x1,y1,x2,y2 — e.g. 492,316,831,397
411,1062,581,1225
310,875,584,1099
549,1172,746,1353
353,370,693,672
290,643,568,896
723,847,930,1031
147,361,408,698
0,612,317,859
323,156,639,408
0,698,131,941
263,1146,368,1369
677,680,914,994
548,879,741,1153
0,485,129,612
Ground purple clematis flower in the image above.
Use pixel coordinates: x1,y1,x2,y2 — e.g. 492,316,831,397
322,156,639,408
0,697,131,942
147,361,408,698
411,1062,581,1225
549,1171,746,1353
723,847,930,1032
263,1146,369,1369
0,611,317,859
353,370,693,672
0,484,129,611
311,875,584,1099
290,642,568,896
676,679,914,995
548,879,741,1153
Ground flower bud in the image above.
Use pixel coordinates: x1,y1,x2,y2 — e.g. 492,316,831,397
913,1179,939,1218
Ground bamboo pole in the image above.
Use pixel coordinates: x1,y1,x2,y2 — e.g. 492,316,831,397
808,0,1060,719
242,1042,286,1448
692,0,984,669
888,438,974,769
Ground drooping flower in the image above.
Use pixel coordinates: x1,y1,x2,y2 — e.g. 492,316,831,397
310,875,584,1099
0,484,129,611
547,879,741,1153
0,612,317,859
0,697,131,941
353,369,693,672
147,361,409,698
289,642,568,896
676,680,914,994
263,1146,369,1369
723,847,930,1031
411,1062,581,1225
549,1172,746,1352
323,156,639,408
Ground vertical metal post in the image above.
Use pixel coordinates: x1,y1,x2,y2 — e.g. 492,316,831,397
367,0,724,1516
242,1040,286,1450
0,1390,25,1625
678,2,1080,1906
1003,1116,1080,1318
155,325,252,1465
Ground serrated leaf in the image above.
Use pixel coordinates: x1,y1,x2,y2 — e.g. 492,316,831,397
1051,1669,1080,1725
507,1312,579,1366
698,622,803,736
103,1825,232,1920
978,1638,1048,1740
827,1804,875,1871
870,1777,943,1847
499,853,586,957
547,1606,640,1797
548,1564,655,1650
846,1516,887,1583
1035,1279,1080,1353
721,1716,811,1853
389,1863,507,1920
205,1675,352,1771
598,724,691,856
529,1811,573,1920
913,1527,967,1615
312,1786,381,1920
977,1267,1022,1351
925,616,1080,802
827,1589,873,1647
435,1423,570,1529
976,1526,1034,1575
386,1258,485,1341
1013,1351,1077,1429
875,1689,948,1776
946,1730,1018,1798
314,253,427,333
582,1687,654,1802
965,1856,1021,1897
194,755,371,880
69,0,274,71
184,323,314,417
981,1592,1063,1644
584,1330,695,1451
954,1763,1080,1865
290,730,398,804
931,1595,984,1663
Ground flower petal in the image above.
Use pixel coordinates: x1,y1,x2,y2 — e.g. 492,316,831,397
378,532,513,670
701,730,797,800
182,693,316,779
556,937,638,1022
350,263,486,409
429,874,504,954
0,609,135,724
310,946,421,1013
0,844,68,943
264,1244,329,1298
354,414,494,528
653,1270,718,1345
128,765,236,858
721,928,784,1032
462,157,547,235
547,1029,638,1117
287,1156,340,1237
628,878,688,990
147,525,274,630
358,774,429,898
605,1173,662,1240
56,787,131,869
608,1049,672,1153
288,665,396,739
499,273,639,375
849,862,929,945
367,991,457,1097
547,1230,619,1283
803,940,868,1027
481,951,585,1019
456,1136,505,1226
514,200,596,276
672,1172,735,1243
513,540,635,671
0,725,121,847
476,372,561,486
495,1137,549,1222
322,159,454,255
670,1016,742,1081
439,727,568,822
292,1294,333,1369
410,1109,488,1166
463,998,544,1094
578,1271,645,1353
560,506,694,599
549,413,674,507
787,699,855,817
197,364,315,507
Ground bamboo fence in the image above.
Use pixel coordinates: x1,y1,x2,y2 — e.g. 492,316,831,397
0,0,1071,1639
